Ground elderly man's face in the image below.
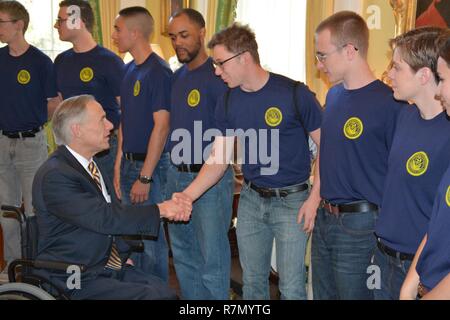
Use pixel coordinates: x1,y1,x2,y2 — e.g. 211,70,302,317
78,100,113,155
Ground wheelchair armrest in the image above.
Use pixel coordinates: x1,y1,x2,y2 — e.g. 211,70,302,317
1,205,26,223
9,259,87,281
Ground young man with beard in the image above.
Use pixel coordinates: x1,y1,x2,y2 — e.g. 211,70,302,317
166,9,234,300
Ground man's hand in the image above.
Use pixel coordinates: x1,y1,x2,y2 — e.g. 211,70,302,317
158,197,192,221
130,180,150,204
297,196,321,233
172,192,193,208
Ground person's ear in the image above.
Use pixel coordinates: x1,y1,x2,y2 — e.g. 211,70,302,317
71,123,82,139
417,67,434,86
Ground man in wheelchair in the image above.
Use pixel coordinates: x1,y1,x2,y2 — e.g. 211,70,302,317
15,95,192,300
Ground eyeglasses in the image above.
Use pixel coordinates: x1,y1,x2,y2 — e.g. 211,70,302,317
315,44,358,62
212,51,246,69
55,17,68,26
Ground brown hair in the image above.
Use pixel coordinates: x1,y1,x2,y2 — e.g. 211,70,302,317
0,1,30,34
119,6,154,40
390,27,450,83
208,23,260,64
59,0,94,34
439,35,450,67
316,11,369,57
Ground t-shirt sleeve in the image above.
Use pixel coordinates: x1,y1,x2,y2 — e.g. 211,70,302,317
42,56,58,99
296,82,323,133
106,55,125,97
150,68,172,113
214,90,232,136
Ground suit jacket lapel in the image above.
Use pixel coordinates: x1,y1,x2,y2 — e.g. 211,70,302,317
57,146,104,198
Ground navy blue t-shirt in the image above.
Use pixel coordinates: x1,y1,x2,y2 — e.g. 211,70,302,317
417,165,450,291
54,45,124,128
0,45,57,131
120,53,172,154
376,107,450,254
169,58,227,165
320,80,404,205
215,73,322,188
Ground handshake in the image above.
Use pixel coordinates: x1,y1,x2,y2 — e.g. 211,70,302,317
157,192,193,222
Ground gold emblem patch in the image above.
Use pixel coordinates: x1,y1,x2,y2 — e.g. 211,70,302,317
133,80,141,97
406,152,429,177
80,67,94,83
265,107,283,127
17,70,31,85
344,117,364,140
446,186,450,207
187,89,201,108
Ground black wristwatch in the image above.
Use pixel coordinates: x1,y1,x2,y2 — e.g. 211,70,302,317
138,175,153,184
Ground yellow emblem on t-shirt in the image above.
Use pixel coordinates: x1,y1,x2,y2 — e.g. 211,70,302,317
133,80,141,97
187,89,201,108
445,185,450,207
17,70,31,85
265,107,283,127
80,67,94,83
344,117,364,140
406,151,429,177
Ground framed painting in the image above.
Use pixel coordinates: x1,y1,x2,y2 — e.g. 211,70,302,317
161,0,190,36
416,0,450,28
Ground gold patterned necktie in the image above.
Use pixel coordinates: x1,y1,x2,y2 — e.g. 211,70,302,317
88,161,122,271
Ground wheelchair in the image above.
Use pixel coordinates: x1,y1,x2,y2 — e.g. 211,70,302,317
0,205,86,300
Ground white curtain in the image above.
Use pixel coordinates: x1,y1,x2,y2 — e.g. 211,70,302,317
235,0,307,82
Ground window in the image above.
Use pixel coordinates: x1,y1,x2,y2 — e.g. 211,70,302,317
235,0,307,82
0,0,71,60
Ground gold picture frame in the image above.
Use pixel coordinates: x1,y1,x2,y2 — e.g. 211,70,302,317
161,0,190,36
389,0,417,37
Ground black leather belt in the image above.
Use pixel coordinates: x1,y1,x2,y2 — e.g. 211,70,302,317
376,237,415,261
123,152,146,162
322,200,378,215
2,126,43,139
245,179,308,198
176,164,203,173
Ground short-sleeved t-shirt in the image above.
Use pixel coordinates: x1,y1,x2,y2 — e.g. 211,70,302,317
320,80,404,205
54,45,124,128
417,165,450,291
0,45,57,131
215,73,322,188
120,53,172,154
376,107,450,254
169,58,227,165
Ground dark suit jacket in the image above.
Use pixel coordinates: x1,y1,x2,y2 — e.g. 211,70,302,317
32,146,161,281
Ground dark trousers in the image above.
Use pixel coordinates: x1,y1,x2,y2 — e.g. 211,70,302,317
69,265,177,300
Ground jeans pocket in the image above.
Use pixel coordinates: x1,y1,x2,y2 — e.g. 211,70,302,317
338,211,377,236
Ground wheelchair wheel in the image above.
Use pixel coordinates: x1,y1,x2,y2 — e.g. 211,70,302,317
0,283,55,300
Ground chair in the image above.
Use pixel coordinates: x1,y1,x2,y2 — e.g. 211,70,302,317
0,205,86,300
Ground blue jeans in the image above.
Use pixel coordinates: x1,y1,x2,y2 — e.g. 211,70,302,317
311,207,377,300
236,182,310,300
154,152,170,202
166,165,234,300
372,245,413,300
95,133,117,183
120,157,169,282
0,130,48,264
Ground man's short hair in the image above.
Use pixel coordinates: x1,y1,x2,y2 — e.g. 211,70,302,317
439,34,450,67
208,23,260,64
390,27,450,83
316,11,369,58
170,8,205,29
52,95,94,146
119,6,154,40
59,0,95,34
0,1,30,34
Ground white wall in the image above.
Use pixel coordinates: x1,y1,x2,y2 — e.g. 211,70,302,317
334,0,363,14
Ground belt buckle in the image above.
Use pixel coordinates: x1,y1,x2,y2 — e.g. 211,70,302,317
258,188,273,198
